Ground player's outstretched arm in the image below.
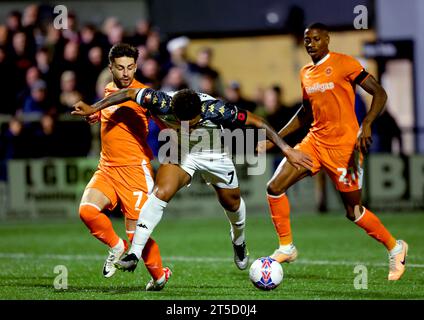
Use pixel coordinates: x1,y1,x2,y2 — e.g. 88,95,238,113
259,100,313,152
246,111,313,171
357,75,388,153
71,88,141,116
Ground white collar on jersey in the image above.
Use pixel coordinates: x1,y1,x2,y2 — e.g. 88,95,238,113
314,53,330,66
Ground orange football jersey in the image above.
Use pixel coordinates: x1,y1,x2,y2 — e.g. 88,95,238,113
300,52,369,148
99,79,153,166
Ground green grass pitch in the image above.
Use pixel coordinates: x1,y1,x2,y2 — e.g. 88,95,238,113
0,212,423,300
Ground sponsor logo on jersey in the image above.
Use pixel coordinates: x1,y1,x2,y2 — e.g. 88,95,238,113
305,82,335,94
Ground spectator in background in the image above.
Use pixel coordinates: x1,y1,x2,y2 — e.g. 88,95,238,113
21,4,38,51
224,81,256,112
59,70,82,113
61,12,79,42
44,23,65,60
61,40,82,78
107,23,124,46
79,24,105,59
32,113,62,157
12,32,34,91
21,79,52,115
0,45,17,114
130,19,151,46
0,117,30,160
160,66,188,92
6,11,22,36
102,17,120,38
17,66,41,110
0,25,8,46
80,46,105,102
22,4,39,30
191,47,223,95
163,36,196,85
371,109,403,154
263,86,292,133
138,57,161,89
198,73,221,98
145,30,168,67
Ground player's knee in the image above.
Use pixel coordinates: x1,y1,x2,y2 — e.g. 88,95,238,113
222,197,241,212
267,181,286,196
153,188,173,203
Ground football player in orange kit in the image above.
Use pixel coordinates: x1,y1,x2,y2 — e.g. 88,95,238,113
79,43,170,290
261,23,408,281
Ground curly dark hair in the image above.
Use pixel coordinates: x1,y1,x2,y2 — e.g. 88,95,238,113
171,89,202,121
108,43,139,64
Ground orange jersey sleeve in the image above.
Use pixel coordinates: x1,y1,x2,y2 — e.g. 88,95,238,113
99,79,153,166
300,52,365,148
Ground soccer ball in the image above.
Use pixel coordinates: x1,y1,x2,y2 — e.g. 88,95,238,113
249,257,283,290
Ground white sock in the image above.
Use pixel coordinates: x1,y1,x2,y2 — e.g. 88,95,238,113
389,240,402,256
129,194,167,259
224,197,246,246
278,243,295,254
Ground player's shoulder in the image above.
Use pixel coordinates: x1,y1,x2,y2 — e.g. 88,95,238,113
300,62,314,77
331,51,360,64
130,79,149,89
300,62,314,73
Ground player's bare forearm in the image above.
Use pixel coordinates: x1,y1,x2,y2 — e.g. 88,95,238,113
245,111,290,154
360,75,387,125
247,111,313,170
72,88,140,116
91,88,139,112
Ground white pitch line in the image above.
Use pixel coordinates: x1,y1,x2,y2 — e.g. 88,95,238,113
0,252,423,268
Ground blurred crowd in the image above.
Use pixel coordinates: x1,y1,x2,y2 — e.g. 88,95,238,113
0,4,400,184
0,4,304,167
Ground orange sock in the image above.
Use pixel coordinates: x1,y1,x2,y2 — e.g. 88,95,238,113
354,207,397,251
79,204,120,248
142,237,165,280
267,193,293,245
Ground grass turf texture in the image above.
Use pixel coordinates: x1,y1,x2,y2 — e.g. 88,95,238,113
0,213,423,300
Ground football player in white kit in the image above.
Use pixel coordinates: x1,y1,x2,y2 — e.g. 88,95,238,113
72,88,312,290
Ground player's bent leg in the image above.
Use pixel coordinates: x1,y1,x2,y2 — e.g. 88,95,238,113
266,158,310,263
116,164,191,272
79,188,127,278
214,186,249,270
142,238,168,284
340,190,408,280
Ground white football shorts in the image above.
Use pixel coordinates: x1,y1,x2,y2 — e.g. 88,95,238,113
179,151,239,189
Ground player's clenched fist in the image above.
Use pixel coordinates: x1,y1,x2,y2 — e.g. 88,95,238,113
71,101,96,116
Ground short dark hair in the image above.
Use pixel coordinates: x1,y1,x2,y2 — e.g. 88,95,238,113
171,89,202,121
306,22,329,32
108,43,139,64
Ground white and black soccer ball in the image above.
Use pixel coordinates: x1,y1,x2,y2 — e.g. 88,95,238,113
249,257,283,290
